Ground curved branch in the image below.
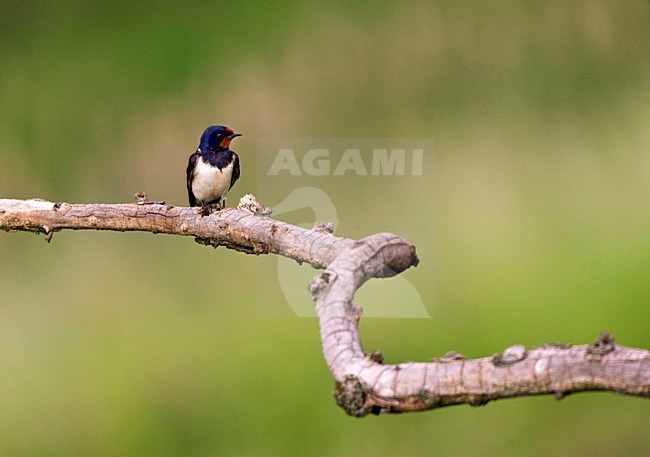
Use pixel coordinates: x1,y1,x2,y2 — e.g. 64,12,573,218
309,235,649,415
1,196,649,416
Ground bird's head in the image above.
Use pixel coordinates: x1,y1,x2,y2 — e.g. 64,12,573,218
199,125,242,150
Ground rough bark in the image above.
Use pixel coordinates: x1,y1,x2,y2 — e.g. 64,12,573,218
1,196,648,416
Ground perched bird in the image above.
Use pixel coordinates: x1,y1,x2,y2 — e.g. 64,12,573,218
186,125,241,213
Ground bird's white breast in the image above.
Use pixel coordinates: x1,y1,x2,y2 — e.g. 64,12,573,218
192,157,234,204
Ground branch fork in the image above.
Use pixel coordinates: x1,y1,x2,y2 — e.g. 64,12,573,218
1,195,648,416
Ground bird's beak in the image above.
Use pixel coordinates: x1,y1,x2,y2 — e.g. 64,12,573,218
229,132,242,139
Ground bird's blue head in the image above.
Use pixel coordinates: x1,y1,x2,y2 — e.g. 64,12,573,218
199,125,242,150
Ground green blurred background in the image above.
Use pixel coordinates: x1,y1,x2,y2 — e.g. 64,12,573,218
1,1,649,455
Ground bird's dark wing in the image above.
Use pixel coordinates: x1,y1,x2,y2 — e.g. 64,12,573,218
186,151,199,207
229,152,240,190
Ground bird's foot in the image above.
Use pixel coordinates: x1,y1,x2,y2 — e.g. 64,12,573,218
198,201,226,216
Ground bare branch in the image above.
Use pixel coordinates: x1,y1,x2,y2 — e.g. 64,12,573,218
1,196,648,416
0,196,353,268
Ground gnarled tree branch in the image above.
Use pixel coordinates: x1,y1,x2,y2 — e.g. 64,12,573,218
1,196,649,416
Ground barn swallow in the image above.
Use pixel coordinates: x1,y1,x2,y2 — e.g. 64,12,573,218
186,125,241,214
